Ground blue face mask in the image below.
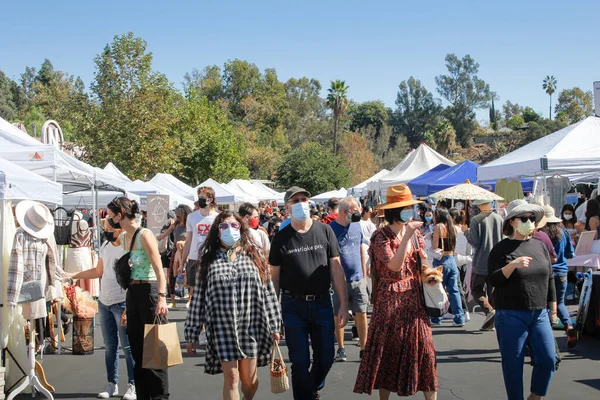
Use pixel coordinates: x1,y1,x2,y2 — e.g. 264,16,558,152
425,216,433,223
220,227,241,247
291,202,310,221
400,209,414,223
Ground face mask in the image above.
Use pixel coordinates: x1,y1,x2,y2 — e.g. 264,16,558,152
249,217,259,229
563,214,573,221
400,209,413,223
425,216,433,223
104,231,117,242
108,217,120,229
291,202,310,221
516,220,535,237
220,227,240,247
198,198,208,209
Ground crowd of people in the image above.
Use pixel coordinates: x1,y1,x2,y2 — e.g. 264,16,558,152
75,181,599,400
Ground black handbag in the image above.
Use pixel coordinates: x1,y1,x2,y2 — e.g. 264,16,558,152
114,228,141,290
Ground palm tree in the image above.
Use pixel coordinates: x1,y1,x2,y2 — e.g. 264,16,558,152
326,80,350,155
542,75,557,119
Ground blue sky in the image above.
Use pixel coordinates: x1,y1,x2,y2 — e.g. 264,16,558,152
2,0,599,122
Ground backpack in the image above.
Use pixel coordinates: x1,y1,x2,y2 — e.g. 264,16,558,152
53,207,74,246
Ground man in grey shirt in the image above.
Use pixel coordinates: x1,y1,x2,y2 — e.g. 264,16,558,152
464,200,503,330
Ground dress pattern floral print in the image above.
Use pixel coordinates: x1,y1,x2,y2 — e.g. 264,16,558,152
354,226,438,396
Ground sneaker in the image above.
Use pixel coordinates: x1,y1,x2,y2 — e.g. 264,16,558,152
199,331,208,346
185,302,190,309
566,294,574,301
551,320,565,330
123,384,137,400
167,303,174,309
451,322,465,327
442,313,455,320
465,312,471,322
359,350,364,359
352,325,359,340
481,310,496,331
567,327,578,348
430,320,443,326
98,383,118,399
335,348,347,362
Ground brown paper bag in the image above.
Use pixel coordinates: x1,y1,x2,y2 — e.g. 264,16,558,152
142,317,183,369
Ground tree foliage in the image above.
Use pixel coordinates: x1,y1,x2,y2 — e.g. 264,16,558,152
276,142,350,195
542,75,557,119
349,100,389,135
554,87,594,124
326,80,350,155
339,132,378,185
0,70,18,120
359,124,409,171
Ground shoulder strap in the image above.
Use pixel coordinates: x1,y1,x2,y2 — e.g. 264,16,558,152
130,228,142,252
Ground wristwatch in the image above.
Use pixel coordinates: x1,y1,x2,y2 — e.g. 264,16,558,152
158,292,167,298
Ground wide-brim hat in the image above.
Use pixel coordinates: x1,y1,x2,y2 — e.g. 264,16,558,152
473,199,491,206
15,200,54,239
377,184,422,210
504,199,544,223
537,205,563,229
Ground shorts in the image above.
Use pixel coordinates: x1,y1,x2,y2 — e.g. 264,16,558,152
186,259,199,288
333,278,369,314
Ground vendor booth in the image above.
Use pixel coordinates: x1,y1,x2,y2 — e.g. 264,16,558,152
347,169,390,198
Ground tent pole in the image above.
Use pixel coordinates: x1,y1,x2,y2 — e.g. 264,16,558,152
541,170,548,206
0,200,5,366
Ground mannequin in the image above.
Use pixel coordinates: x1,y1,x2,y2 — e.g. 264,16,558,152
6,200,56,400
64,211,96,295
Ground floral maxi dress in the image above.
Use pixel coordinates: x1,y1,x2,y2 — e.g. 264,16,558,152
354,226,438,396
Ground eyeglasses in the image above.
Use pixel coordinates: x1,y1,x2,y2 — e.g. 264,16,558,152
219,221,241,231
289,197,308,204
516,215,536,223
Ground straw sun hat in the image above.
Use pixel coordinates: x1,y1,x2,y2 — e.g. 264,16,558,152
377,184,422,210
15,200,54,239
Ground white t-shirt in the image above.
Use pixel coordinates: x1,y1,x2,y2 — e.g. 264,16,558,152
359,219,376,242
250,228,271,255
186,210,219,260
98,241,127,306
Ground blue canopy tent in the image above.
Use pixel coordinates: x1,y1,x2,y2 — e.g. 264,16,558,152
406,164,452,196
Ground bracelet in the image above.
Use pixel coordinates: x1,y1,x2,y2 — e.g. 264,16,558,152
158,292,167,298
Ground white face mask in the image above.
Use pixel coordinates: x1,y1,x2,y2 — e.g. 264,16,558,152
563,214,573,221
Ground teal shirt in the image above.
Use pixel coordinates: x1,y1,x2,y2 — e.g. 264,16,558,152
121,229,157,281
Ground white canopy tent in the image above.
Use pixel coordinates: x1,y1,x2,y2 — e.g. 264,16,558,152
478,116,600,181
126,180,194,210
369,144,456,191
0,156,63,205
252,181,285,203
150,173,195,201
103,162,131,182
196,179,258,205
62,190,141,210
347,169,390,197
0,116,41,146
228,179,276,201
311,188,348,203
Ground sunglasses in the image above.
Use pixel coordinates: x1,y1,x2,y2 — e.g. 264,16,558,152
219,221,241,231
515,215,536,223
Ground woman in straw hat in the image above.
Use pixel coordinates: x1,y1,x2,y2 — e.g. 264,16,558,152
354,184,438,399
488,200,557,400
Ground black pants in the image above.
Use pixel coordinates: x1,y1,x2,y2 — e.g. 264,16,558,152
457,264,469,312
470,272,495,314
126,283,169,399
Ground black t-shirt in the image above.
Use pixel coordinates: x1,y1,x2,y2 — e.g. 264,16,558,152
269,221,341,295
488,238,556,311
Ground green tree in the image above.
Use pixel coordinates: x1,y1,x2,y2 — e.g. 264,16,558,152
435,54,492,146
502,100,522,121
542,75,557,119
522,107,541,123
359,124,409,170
0,70,18,120
283,77,328,147
523,118,568,145
222,59,262,121
340,132,378,185
424,119,457,156
276,142,351,195
349,100,389,135
554,87,594,124
183,65,223,101
76,32,182,179
489,97,497,130
326,80,350,155
393,77,442,147
506,114,525,130
178,91,249,184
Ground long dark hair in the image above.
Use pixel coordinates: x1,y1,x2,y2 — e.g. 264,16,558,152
435,208,456,249
175,204,192,226
541,223,563,243
561,204,575,228
448,207,465,225
108,197,140,219
199,211,269,284
585,199,600,230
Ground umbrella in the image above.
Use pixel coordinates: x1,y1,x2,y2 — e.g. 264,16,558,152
430,179,504,201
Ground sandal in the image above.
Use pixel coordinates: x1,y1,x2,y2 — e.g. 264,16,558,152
567,327,578,349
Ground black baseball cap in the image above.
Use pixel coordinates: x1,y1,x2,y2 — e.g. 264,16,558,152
284,186,311,203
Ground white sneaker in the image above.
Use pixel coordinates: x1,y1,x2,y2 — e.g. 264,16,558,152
465,312,471,322
98,383,118,399
442,313,455,320
123,384,137,400
199,331,207,345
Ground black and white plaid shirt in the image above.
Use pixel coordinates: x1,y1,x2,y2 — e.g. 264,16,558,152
184,250,281,374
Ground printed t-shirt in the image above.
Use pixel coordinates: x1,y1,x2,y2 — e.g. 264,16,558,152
186,210,219,260
98,241,126,306
329,221,364,282
269,221,341,295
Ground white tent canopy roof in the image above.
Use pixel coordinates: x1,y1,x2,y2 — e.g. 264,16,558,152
252,181,285,202
103,162,131,182
0,156,63,204
150,173,196,201
0,116,41,146
62,190,141,210
196,178,258,205
371,144,456,191
228,179,277,201
311,188,347,202
478,116,600,181
125,180,194,210
347,169,390,197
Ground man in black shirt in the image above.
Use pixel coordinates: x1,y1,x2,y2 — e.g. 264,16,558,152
270,186,349,400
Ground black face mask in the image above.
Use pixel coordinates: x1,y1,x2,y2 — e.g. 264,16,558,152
108,217,120,229
104,231,117,242
198,198,208,209
351,212,361,223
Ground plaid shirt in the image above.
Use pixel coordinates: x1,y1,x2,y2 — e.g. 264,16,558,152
7,229,60,305
184,250,281,374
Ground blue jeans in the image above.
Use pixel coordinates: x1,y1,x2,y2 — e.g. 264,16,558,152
495,309,556,399
281,294,335,400
553,271,570,327
98,300,135,385
431,255,465,325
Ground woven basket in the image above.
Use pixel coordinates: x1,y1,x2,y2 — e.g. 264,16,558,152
270,342,289,394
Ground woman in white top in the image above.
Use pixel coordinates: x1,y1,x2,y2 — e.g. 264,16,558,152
66,218,136,400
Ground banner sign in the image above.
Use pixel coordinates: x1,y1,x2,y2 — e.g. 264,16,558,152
594,81,600,117
147,194,170,236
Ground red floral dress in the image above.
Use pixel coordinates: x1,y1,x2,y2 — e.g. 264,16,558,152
354,226,438,396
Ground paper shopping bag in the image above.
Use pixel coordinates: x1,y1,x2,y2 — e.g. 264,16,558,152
142,317,183,369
